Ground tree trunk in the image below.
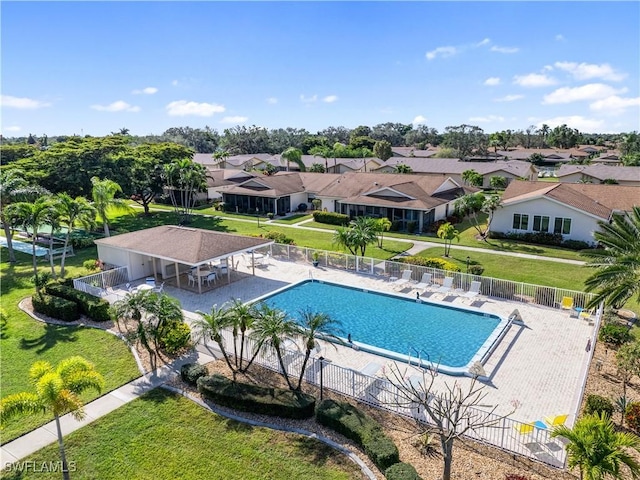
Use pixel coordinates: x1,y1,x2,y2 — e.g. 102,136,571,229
3,222,16,263
31,237,39,279
60,233,71,276
276,348,294,390
54,414,71,480
441,438,454,480
296,350,312,391
48,232,57,278
103,221,110,238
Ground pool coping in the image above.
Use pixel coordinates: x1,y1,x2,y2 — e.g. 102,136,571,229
250,278,512,378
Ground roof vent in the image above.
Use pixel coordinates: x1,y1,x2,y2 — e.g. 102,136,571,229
374,182,378,186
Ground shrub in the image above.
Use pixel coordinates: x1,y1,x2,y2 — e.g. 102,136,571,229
312,211,349,226
32,293,80,322
428,219,447,234
562,239,591,250
316,399,399,471
398,256,461,272
599,323,633,346
385,462,422,480
390,220,402,232
626,402,640,432
407,221,418,234
584,394,615,418
468,264,484,276
180,363,207,385
197,374,315,419
266,212,274,220
44,283,111,322
159,321,191,355
69,231,97,249
297,203,308,212
262,231,294,245
83,259,100,271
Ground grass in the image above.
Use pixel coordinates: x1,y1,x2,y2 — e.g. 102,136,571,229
271,213,313,224
0,247,141,444
0,388,362,480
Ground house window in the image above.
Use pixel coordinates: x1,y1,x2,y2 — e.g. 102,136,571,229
512,213,529,230
554,217,571,235
533,215,550,232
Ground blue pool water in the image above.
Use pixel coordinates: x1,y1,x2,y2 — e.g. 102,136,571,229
0,237,48,257
259,280,506,372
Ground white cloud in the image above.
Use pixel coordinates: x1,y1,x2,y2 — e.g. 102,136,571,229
475,38,491,47
469,115,504,123
513,73,557,87
589,95,640,115
1,95,51,109
553,61,626,81
132,87,158,95
220,116,248,124
494,94,524,102
484,77,501,86
412,115,427,125
555,34,565,41
426,46,458,60
171,80,179,86
90,100,140,112
539,115,604,131
323,95,338,103
543,83,626,104
165,100,225,117
300,94,318,103
266,97,278,105
490,45,519,54
4,126,21,132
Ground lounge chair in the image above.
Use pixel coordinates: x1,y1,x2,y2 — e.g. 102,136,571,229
413,273,433,291
513,422,535,435
391,270,413,289
559,296,574,310
460,281,481,302
544,414,568,428
434,277,454,295
152,282,165,293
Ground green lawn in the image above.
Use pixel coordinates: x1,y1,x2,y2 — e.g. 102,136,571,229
271,213,313,224
0,247,141,444
0,388,362,480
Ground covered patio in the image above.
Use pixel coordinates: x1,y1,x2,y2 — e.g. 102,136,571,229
94,225,274,294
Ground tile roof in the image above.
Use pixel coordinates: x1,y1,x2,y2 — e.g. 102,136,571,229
94,226,272,265
501,181,640,219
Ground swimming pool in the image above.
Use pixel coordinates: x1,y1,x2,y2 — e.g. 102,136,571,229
0,237,49,257
256,279,510,376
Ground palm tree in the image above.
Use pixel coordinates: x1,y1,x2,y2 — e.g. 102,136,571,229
552,412,640,480
582,206,640,309
162,159,207,224
143,293,184,352
0,169,48,263
251,303,300,390
112,290,158,369
90,176,133,237
437,222,460,257
228,299,257,372
373,217,392,248
281,147,306,172
192,304,235,372
55,193,96,276
333,217,378,257
5,197,54,280
42,200,63,278
0,356,104,480
295,310,343,391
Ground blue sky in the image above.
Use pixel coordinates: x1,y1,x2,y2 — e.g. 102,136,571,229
2,1,639,137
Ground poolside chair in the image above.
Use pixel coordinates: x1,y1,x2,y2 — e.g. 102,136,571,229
434,277,454,295
460,281,481,302
513,422,535,436
391,270,413,289
559,296,574,310
187,273,197,287
152,282,165,293
543,414,568,428
413,273,433,291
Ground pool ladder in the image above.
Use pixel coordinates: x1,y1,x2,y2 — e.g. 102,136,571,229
408,346,431,370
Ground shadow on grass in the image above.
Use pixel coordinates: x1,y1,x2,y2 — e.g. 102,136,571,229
223,417,254,433
19,324,78,353
109,212,228,234
291,436,336,467
0,314,8,339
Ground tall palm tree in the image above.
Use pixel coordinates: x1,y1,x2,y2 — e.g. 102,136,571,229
90,176,133,237
251,303,300,390
5,197,54,280
582,206,640,309
295,310,343,391
552,412,640,480
0,169,48,263
42,201,62,278
112,290,158,369
162,159,207,224
0,356,104,480
193,304,235,371
281,147,306,172
55,193,96,276
228,299,257,372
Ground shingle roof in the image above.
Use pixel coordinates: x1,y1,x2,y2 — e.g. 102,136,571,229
379,157,535,177
94,226,272,265
556,164,640,182
501,181,640,219
218,173,305,197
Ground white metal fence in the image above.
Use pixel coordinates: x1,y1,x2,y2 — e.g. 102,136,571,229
73,266,129,298
214,330,567,469
259,244,595,310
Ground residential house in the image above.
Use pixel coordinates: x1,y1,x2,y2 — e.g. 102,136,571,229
556,164,640,186
491,181,640,244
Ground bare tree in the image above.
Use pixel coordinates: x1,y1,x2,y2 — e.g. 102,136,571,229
382,364,516,480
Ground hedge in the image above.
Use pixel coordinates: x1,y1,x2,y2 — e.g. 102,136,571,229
32,293,80,322
316,399,399,472
180,363,208,385
312,211,349,226
385,462,423,480
197,374,316,419
44,283,111,322
398,256,461,272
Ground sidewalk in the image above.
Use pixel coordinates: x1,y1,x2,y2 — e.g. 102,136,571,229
0,351,216,465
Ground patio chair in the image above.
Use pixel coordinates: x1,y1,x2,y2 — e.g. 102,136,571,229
559,296,574,310
513,422,535,436
187,273,197,287
543,414,568,428
152,282,165,293
413,273,433,291
391,270,413,289
460,281,482,302
205,272,217,286
434,277,454,295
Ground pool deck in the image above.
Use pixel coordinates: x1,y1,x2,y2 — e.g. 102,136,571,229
136,256,595,426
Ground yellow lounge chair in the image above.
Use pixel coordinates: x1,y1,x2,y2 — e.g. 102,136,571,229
544,414,568,428
514,423,535,435
560,297,574,310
